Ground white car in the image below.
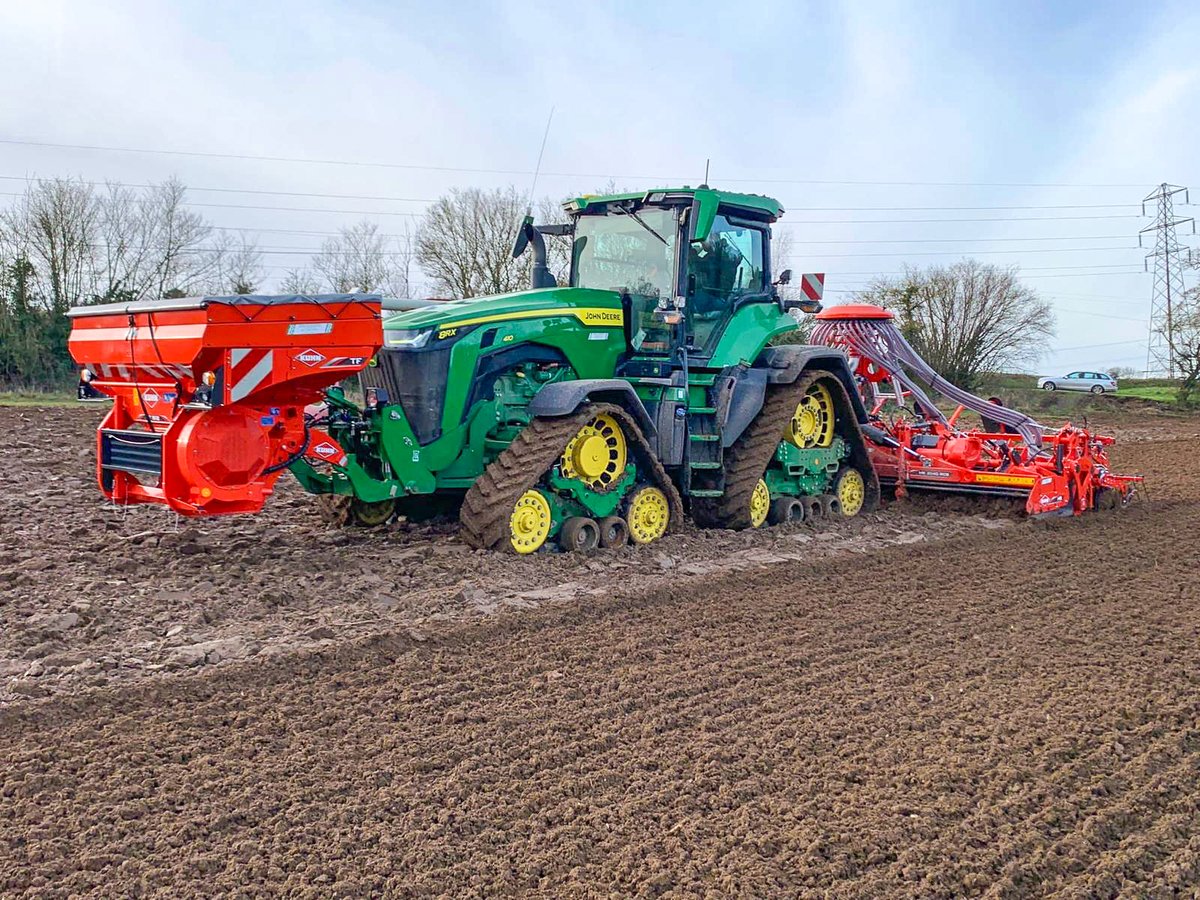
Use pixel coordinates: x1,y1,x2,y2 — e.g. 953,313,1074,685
1037,371,1118,394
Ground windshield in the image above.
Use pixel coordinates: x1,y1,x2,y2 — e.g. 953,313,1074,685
570,207,678,354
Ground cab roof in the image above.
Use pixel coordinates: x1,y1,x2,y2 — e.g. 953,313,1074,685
563,187,784,239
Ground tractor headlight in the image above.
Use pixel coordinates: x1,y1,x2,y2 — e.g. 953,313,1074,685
385,328,432,349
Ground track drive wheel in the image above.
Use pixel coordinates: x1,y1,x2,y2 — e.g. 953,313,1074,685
785,382,836,449
559,413,628,491
832,467,867,517
627,486,670,545
509,490,553,554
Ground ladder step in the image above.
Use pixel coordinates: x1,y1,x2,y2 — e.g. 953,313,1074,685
689,461,723,470
688,489,725,497
689,434,720,442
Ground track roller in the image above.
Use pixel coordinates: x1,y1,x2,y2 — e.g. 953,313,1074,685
598,515,630,548
559,517,601,553
768,496,805,525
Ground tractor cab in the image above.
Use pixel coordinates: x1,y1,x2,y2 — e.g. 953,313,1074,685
555,188,801,361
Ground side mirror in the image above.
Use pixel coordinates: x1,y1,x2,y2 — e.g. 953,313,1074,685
783,297,823,315
511,214,534,259
775,268,793,286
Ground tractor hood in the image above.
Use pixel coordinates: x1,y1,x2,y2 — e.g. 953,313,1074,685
381,287,624,336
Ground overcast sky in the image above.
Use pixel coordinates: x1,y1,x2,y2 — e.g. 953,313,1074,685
2,0,1198,373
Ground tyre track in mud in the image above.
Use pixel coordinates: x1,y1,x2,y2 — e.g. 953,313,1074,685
2,476,1199,897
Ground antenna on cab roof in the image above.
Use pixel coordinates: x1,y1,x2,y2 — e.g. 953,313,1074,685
526,106,555,212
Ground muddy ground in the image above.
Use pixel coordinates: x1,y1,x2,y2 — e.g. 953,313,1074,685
1,403,1198,896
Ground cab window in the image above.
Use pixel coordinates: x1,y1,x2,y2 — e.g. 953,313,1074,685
686,215,765,350
570,207,678,354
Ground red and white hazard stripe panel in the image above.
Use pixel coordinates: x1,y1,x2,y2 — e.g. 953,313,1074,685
93,363,192,381
229,348,275,402
801,273,825,301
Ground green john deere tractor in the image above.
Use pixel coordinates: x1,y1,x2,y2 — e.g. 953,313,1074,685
292,186,879,552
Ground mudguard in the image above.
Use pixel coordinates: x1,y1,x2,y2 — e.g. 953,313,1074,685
527,379,657,440
755,345,870,422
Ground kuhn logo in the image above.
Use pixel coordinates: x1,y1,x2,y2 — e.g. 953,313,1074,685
296,349,325,367
141,388,159,406
313,442,340,459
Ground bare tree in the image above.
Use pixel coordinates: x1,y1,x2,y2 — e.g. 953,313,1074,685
313,221,392,293
206,232,265,294
1162,284,1200,402
855,260,1055,390
417,186,534,298
1,178,98,313
138,177,213,298
279,267,323,295
385,223,417,299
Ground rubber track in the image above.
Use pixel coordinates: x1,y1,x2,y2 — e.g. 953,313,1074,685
458,402,684,551
692,368,880,529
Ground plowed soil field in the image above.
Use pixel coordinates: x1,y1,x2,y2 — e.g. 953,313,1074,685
2,404,1198,897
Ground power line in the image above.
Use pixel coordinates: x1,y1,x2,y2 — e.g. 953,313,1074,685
0,190,1147,226
0,176,1145,211
798,246,1139,258
777,215,1140,225
0,137,1169,187
786,204,1140,211
787,234,1134,245
1048,337,1147,352
0,174,433,204
0,175,1155,220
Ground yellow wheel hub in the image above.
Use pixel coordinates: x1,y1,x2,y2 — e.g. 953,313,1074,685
836,468,866,517
786,383,835,449
627,487,669,544
560,414,628,490
749,479,770,528
509,490,552,554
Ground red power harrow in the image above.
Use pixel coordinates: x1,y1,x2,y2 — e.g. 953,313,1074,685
67,294,383,516
810,304,1142,516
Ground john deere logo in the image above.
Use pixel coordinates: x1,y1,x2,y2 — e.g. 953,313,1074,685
313,442,339,458
296,349,325,366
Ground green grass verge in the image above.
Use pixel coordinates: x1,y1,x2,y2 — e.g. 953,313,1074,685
0,390,81,408
1118,386,1181,403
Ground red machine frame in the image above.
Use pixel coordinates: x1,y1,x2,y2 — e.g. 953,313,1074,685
811,304,1141,516
68,294,382,516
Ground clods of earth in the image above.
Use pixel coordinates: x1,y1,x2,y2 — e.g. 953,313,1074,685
1,404,1198,897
